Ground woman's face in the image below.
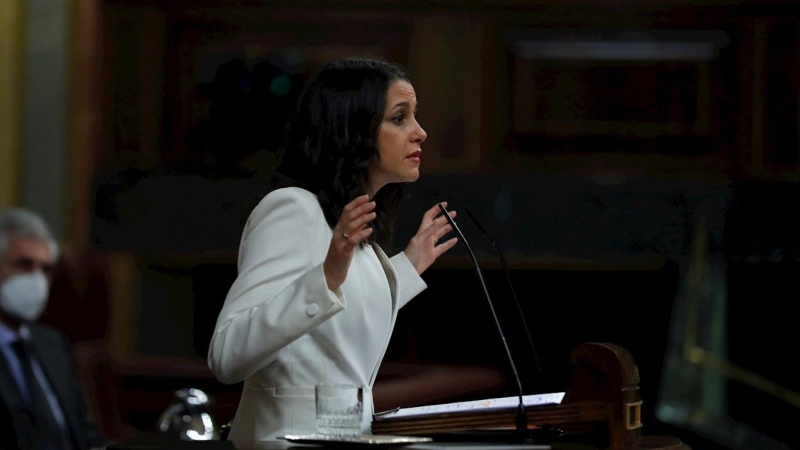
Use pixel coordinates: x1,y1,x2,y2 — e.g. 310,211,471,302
368,79,427,195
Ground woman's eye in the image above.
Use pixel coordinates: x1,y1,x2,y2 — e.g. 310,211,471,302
392,115,404,124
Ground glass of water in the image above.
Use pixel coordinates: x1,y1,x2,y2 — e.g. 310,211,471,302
315,383,363,437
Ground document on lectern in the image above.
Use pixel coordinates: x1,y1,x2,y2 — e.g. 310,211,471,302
375,392,565,420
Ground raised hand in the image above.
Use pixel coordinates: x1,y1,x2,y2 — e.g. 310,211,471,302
323,195,376,291
404,201,458,275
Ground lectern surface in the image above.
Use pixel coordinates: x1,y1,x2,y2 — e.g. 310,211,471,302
109,438,550,450
107,435,686,450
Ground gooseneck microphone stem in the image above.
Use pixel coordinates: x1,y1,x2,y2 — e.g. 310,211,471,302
438,204,528,437
464,207,544,385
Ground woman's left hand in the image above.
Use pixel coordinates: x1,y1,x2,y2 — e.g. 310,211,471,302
404,202,458,275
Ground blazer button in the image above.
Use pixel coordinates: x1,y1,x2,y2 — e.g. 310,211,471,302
306,303,319,317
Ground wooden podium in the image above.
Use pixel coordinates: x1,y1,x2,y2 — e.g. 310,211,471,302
372,342,675,450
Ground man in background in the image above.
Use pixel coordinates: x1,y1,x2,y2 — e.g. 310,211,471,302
0,208,107,450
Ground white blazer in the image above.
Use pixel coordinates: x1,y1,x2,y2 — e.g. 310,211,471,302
208,187,427,441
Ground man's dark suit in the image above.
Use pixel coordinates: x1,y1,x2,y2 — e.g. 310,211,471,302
0,323,106,450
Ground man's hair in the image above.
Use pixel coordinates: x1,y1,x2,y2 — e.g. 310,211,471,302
0,208,59,260
268,57,412,250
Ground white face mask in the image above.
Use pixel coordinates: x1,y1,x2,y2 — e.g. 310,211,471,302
0,271,49,323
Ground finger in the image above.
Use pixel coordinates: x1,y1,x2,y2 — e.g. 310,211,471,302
434,223,454,242
343,202,375,234
341,223,374,246
434,201,450,218
343,194,371,214
421,202,447,228
434,237,458,256
419,217,446,243
352,226,373,243
341,205,377,241
435,210,456,228
348,211,376,233
422,218,440,239
345,200,376,222
435,210,456,242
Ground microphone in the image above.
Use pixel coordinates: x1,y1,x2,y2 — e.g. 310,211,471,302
437,203,528,438
464,207,545,386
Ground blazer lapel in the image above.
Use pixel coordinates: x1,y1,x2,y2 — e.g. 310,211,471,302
0,351,26,409
28,330,82,448
0,347,39,450
371,246,399,314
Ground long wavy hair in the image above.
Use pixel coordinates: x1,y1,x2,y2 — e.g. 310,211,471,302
266,58,411,249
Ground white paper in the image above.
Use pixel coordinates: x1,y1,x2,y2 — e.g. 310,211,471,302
376,392,565,420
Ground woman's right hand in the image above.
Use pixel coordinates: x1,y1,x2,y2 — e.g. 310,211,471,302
323,195,376,291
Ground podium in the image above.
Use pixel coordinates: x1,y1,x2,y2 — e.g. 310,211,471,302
373,342,682,450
